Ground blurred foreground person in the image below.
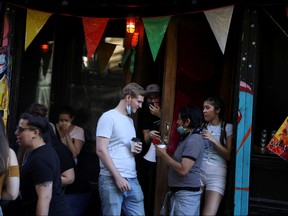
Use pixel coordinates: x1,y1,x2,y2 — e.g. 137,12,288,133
0,117,19,216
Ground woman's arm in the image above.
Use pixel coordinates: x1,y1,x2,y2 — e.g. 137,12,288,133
156,146,195,176
202,130,232,161
61,168,75,186
1,148,20,200
62,126,85,158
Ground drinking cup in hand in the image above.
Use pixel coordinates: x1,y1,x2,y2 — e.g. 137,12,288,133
131,138,142,153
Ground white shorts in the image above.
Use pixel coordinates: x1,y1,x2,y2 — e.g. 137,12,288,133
200,162,227,195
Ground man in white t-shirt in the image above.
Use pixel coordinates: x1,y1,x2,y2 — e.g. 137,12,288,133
96,82,146,216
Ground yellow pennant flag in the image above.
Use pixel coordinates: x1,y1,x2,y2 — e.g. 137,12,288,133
25,9,51,50
97,42,116,75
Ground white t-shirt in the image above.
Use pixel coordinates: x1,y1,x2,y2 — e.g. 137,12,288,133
60,125,85,145
96,109,137,178
59,125,85,164
202,122,233,167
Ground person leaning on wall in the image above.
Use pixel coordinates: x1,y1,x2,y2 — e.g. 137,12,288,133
200,96,233,216
0,116,20,216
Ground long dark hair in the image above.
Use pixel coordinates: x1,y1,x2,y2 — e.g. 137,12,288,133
205,96,225,120
204,96,227,145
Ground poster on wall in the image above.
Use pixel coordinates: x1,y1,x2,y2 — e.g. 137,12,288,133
0,46,9,125
266,116,288,160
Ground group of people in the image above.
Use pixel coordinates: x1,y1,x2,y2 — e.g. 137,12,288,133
95,82,233,216
0,104,90,216
0,82,232,216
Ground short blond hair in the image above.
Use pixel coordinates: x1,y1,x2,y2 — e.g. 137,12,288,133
120,82,146,99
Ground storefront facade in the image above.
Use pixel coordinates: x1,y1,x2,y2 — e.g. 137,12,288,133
2,1,288,215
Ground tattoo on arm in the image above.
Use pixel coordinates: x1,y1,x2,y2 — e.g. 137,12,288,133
38,181,52,187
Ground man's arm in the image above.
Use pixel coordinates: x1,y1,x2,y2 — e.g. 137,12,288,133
35,181,52,216
143,129,161,145
96,136,131,191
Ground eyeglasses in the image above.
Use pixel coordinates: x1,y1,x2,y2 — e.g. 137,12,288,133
16,126,37,134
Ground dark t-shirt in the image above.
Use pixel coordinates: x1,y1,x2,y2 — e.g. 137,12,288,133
141,107,160,154
53,126,91,195
64,147,91,194
142,108,160,132
20,144,72,216
44,124,75,173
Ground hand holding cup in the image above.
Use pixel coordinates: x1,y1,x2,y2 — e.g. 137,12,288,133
131,138,142,154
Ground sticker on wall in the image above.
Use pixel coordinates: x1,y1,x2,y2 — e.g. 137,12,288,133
266,116,288,160
0,46,9,124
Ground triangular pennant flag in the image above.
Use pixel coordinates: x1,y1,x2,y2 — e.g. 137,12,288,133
204,5,234,54
96,42,116,75
130,48,136,73
143,16,171,61
25,9,51,50
82,17,109,60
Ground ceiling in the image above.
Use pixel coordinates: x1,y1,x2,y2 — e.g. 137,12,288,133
5,0,288,18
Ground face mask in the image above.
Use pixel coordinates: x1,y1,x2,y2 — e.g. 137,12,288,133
126,104,131,115
177,125,187,135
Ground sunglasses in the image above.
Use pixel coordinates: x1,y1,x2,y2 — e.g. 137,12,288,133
16,126,37,133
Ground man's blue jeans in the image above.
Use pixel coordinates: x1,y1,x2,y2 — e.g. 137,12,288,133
98,175,145,216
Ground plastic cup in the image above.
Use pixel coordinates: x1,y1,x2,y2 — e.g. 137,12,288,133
157,144,166,149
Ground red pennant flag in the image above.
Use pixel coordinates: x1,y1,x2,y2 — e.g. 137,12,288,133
82,17,109,60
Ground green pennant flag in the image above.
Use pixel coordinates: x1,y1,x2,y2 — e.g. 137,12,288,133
143,16,171,61
130,48,136,73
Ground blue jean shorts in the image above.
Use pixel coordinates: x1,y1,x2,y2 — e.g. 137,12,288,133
98,175,145,216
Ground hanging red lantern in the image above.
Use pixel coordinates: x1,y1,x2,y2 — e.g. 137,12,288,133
131,32,139,47
41,43,49,53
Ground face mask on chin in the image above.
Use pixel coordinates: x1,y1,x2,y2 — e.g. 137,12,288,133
126,104,132,115
177,125,188,135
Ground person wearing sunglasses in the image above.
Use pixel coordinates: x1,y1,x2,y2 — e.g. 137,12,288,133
15,112,71,216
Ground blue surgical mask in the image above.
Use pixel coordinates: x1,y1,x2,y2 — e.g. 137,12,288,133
177,125,187,135
126,104,131,115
